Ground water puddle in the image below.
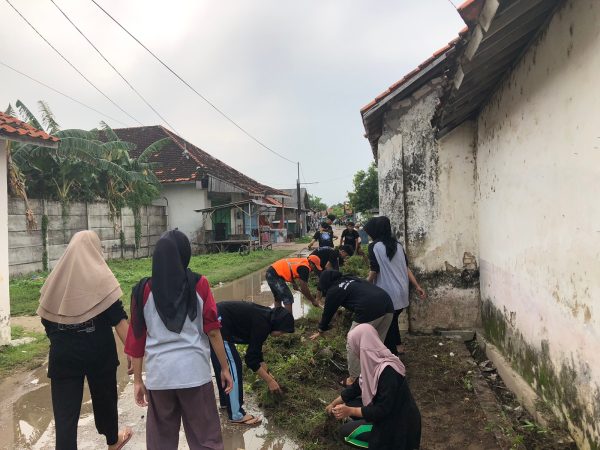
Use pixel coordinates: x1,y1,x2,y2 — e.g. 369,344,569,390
212,268,311,319
1,264,307,449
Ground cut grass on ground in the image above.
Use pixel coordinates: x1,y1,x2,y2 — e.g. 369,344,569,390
10,249,292,316
0,326,48,378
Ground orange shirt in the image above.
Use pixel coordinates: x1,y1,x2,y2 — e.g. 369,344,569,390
270,258,311,282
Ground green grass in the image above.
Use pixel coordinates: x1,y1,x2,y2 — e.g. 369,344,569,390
0,326,48,377
10,249,292,316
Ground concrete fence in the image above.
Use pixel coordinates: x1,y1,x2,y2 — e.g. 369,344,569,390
8,197,167,276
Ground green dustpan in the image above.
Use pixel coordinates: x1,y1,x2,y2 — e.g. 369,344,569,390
344,423,372,448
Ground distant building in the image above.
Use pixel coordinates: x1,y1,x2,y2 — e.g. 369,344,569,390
112,126,286,247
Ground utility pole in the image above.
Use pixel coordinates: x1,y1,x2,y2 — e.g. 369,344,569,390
296,162,302,237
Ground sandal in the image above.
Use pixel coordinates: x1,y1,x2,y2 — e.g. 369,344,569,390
230,414,262,426
113,426,133,450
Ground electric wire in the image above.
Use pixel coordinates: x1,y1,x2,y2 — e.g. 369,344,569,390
49,0,179,133
0,59,127,126
4,0,143,126
90,0,297,165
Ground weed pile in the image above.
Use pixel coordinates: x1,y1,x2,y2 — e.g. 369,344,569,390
246,308,352,450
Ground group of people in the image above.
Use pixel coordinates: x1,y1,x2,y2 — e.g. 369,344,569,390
36,215,425,450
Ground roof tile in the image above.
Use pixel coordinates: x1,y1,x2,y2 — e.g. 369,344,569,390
0,112,59,143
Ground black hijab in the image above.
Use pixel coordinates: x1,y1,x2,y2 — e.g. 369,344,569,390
150,230,200,334
363,216,398,260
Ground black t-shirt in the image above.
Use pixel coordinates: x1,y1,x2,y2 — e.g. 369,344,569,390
310,247,340,270
313,230,334,248
341,229,360,249
42,300,128,378
318,278,393,331
217,301,271,371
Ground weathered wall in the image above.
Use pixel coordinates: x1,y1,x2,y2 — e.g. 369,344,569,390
476,0,600,446
8,198,167,276
155,183,209,240
377,83,480,332
0,139,10,345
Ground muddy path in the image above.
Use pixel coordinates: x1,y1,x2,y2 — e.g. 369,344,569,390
4,259,310,450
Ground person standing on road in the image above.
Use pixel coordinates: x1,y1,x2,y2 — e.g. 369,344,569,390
364,216,426,355
340,222,361,255
265,255,323,312
210,301,295,425
308,222,337,249
125,230,233,450
38,230,133,450
327,323,421,450
310,270,394,387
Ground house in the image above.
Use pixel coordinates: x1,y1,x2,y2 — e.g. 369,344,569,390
0,112,59,345
272,187,311,236
112,126,286,246
361,0,599,446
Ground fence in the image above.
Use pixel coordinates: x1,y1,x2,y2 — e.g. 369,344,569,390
8,197,167,276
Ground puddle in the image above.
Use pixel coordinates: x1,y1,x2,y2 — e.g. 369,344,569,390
0,264,306,450
212,268,312,319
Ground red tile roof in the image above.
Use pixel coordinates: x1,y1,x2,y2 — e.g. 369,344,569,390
0,112,60,145
360,27,468,115
111,125,284,196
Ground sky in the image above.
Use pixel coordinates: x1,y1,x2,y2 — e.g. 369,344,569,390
0,0,465,205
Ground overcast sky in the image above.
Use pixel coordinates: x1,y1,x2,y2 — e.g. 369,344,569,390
1,0,465,205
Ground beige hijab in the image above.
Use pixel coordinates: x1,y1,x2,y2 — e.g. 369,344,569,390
37,230,123,324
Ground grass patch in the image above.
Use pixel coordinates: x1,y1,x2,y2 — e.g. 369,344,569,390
10,249,292,316
0,326,48,378
294,235,312,244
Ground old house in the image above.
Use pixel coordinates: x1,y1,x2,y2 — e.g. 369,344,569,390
0,112,59,345
361,0,599,446
113,126,286,246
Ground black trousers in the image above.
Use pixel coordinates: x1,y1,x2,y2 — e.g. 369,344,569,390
51,369,119,449
384,309,404,355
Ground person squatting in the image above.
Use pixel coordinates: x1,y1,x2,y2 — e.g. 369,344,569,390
38,216,425,450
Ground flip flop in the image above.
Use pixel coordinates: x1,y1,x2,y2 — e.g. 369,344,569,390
115,426,133,450
230,414,262,426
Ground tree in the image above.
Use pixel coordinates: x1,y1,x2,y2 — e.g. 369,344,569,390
308,194,327,212
348,162,378,214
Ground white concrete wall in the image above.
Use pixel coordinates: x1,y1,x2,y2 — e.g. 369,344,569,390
476,0,600,445
0,139,10,345
155,183,209,240
377,87,481,333
416,121,479,271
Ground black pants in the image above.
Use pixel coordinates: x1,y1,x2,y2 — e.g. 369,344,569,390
51,369,118,449
384,309,404,355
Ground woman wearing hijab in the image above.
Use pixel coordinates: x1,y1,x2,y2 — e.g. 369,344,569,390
363,216,426,355
210,300,295,425
326,324,421,449
124,230,233,450
38,230,133,450
310,270,394,387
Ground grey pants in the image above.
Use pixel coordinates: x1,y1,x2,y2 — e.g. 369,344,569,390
146,382,224,450
347,313,394,379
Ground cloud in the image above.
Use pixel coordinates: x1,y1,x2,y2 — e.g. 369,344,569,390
0,0,464,204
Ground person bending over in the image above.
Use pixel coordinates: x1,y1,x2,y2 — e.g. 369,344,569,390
310,245,353,271
265,255,322,312
210,301,295,425
310,270,394,387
